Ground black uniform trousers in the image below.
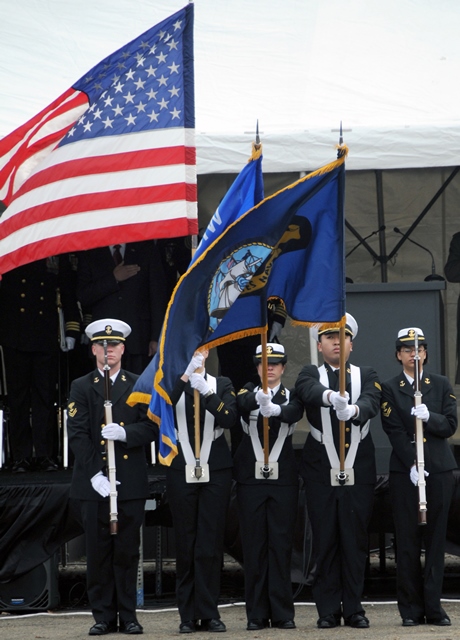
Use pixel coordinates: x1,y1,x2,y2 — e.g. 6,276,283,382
304,479,374,620
3,346,58,459
236,482,297,622
78,499,145,626
390,470,453,621
166,466,232,622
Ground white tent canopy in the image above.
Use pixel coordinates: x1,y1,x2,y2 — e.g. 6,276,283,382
1,0,460,173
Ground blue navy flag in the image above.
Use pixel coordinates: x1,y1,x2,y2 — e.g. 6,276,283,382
128,147,264,464
155,151,347,406
127,351,179,465
192,146,264,262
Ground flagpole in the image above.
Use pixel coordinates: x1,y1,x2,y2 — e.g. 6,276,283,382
337,121,347,485
189,240,203,478
260,329,270,470
338,325,347,483
193,359,204,479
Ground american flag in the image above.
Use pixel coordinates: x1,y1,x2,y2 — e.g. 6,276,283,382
0,4,197,275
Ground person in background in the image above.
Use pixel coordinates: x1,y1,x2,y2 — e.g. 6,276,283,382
380,327,457,627
166,348,237,634
235,343,302,631
77,240,168,374
294,314,381,629
444,232,460,383
67,319,157,636
0,253,80,473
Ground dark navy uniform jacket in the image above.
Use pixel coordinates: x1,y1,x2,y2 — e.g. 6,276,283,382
67,368,157,501
381,369,457,474
234,382,302,486
295,363,381,485
169,375,237,472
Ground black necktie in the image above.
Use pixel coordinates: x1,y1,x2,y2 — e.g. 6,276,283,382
113,244,122,266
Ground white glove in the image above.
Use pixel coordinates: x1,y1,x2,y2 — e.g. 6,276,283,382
260,402,281,417
60,336,76,352
411,404,430,422
410,465,429,486
189,372,210,396
329,390,350,411
102,423,127,442
185,352,204,377
91,471,111,497
336,405,356,421
269,321,283,341
255,389,271,407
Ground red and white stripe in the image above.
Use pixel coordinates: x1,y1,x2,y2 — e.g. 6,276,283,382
0,91,197,275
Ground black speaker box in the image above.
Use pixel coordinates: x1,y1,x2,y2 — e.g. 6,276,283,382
0,555,59,611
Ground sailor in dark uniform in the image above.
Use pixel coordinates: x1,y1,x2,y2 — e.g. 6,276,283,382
165,348,238,634
294,314,381,629
381,327,457,627
67,319,157,636
0,256,81,472
235,343,302,631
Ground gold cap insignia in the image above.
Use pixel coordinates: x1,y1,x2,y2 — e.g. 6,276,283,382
105,325,113,334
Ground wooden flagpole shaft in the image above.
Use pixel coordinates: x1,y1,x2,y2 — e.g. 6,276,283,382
194,388,201,459
338,325,347,483
193,367,203,479
261,330,270,468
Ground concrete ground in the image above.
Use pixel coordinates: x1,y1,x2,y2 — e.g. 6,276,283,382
1,601,460,640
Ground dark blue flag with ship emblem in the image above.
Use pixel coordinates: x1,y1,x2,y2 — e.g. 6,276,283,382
155,151,346,407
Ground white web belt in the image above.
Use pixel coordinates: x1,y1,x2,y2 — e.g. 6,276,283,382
175,374,222,467
309,364,369,470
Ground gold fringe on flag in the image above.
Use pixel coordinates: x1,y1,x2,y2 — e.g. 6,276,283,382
300,315,347,331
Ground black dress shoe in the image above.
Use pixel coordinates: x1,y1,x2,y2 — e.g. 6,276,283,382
179,620,196,634
200,619,226,632
12,458,31,473
272,620,296,629
427,616,451,626
37,456,59,471
317,614,340,629
344,613,369,628
120,620,143,634
402,618,423,627
89,621,118,635
246,619,269,630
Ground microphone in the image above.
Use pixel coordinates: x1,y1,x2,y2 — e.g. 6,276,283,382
393,227,445,281
346,225,385,258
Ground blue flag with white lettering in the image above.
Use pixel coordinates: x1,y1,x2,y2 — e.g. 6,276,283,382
128,148,264,464
192,148,263,262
